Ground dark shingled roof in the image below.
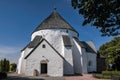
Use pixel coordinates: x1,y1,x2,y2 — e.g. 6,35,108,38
81,41,96,53
74,38,96,53
62,35,72,47
28,36,42,48
22,36,42,51
33,10,77,33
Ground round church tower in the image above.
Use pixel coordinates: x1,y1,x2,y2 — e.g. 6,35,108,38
31,9,79,56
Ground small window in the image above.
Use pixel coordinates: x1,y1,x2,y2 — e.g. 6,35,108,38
88,61,92,66
42,44,46,48
66,30,68,33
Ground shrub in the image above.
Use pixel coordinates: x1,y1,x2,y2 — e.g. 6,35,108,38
0,72,7,79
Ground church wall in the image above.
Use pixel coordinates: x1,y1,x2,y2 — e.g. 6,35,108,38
72,39,83,74
63,47,74,75
25,40,63,76
18,48,33,74
81,48,88,73
87,53,97,72
31,29,78,56
17,51,24,74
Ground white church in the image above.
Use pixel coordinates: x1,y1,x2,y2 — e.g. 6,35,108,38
17,9,97,76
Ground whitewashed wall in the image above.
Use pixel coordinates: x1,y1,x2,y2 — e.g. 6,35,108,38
72,39,83,74
64,47,74,74
81,48,88,73
17,51,24,74
31,29,78,56
25,40,63,76
87,53,97,72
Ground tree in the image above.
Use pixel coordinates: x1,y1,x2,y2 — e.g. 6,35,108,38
10,63,17,72
72,0,120,36
98,37,120,70
0,59,10,72
0,60,4,72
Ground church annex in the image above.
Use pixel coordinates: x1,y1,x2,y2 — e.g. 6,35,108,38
17,9,97,76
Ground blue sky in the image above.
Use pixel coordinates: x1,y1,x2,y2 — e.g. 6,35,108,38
0,0,114,63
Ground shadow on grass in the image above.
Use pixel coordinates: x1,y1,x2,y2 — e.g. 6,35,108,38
7,76,45,80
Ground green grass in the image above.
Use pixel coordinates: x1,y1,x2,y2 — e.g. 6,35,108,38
102,71,120,75
95,71,120,79
95,75,111,79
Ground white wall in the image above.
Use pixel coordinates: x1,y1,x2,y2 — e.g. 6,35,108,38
72,39,83,74
81,48,88,73
87,53,97,72
25,40,63,76
31,29,78,56
64,47,74,74
17,51,24,74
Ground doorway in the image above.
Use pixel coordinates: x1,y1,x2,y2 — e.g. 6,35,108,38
41,63,47,74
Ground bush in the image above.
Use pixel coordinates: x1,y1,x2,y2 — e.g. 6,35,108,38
0,72,7,79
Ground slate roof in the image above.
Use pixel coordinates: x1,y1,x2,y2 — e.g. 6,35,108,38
81,41,97,53
62,35,72,47
28,36,42,48
33,9,77,33
21,36,42,51
74,38,96,53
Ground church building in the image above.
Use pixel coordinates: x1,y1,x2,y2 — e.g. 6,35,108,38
17,9,97,76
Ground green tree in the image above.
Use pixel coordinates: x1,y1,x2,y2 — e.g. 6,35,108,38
72,0,120,36
0,59,10,72
0,60,4,72
10,63,17,72
98,37,120,70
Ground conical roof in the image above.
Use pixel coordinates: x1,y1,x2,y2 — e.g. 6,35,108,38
33,9,77,33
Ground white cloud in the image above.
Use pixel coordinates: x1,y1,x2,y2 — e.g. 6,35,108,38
0,45,22,63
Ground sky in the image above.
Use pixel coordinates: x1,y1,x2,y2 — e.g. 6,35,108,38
0,0,114,63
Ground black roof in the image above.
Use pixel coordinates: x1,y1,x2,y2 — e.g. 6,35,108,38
33,9,77,33
62,35,72,47
21,36,42,51
28,36,42,48
74,38,96,53
81,41,96,53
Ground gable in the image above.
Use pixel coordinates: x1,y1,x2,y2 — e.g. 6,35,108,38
24,38,65,60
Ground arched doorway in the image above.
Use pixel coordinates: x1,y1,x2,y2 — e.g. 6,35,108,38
40,60,48,74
